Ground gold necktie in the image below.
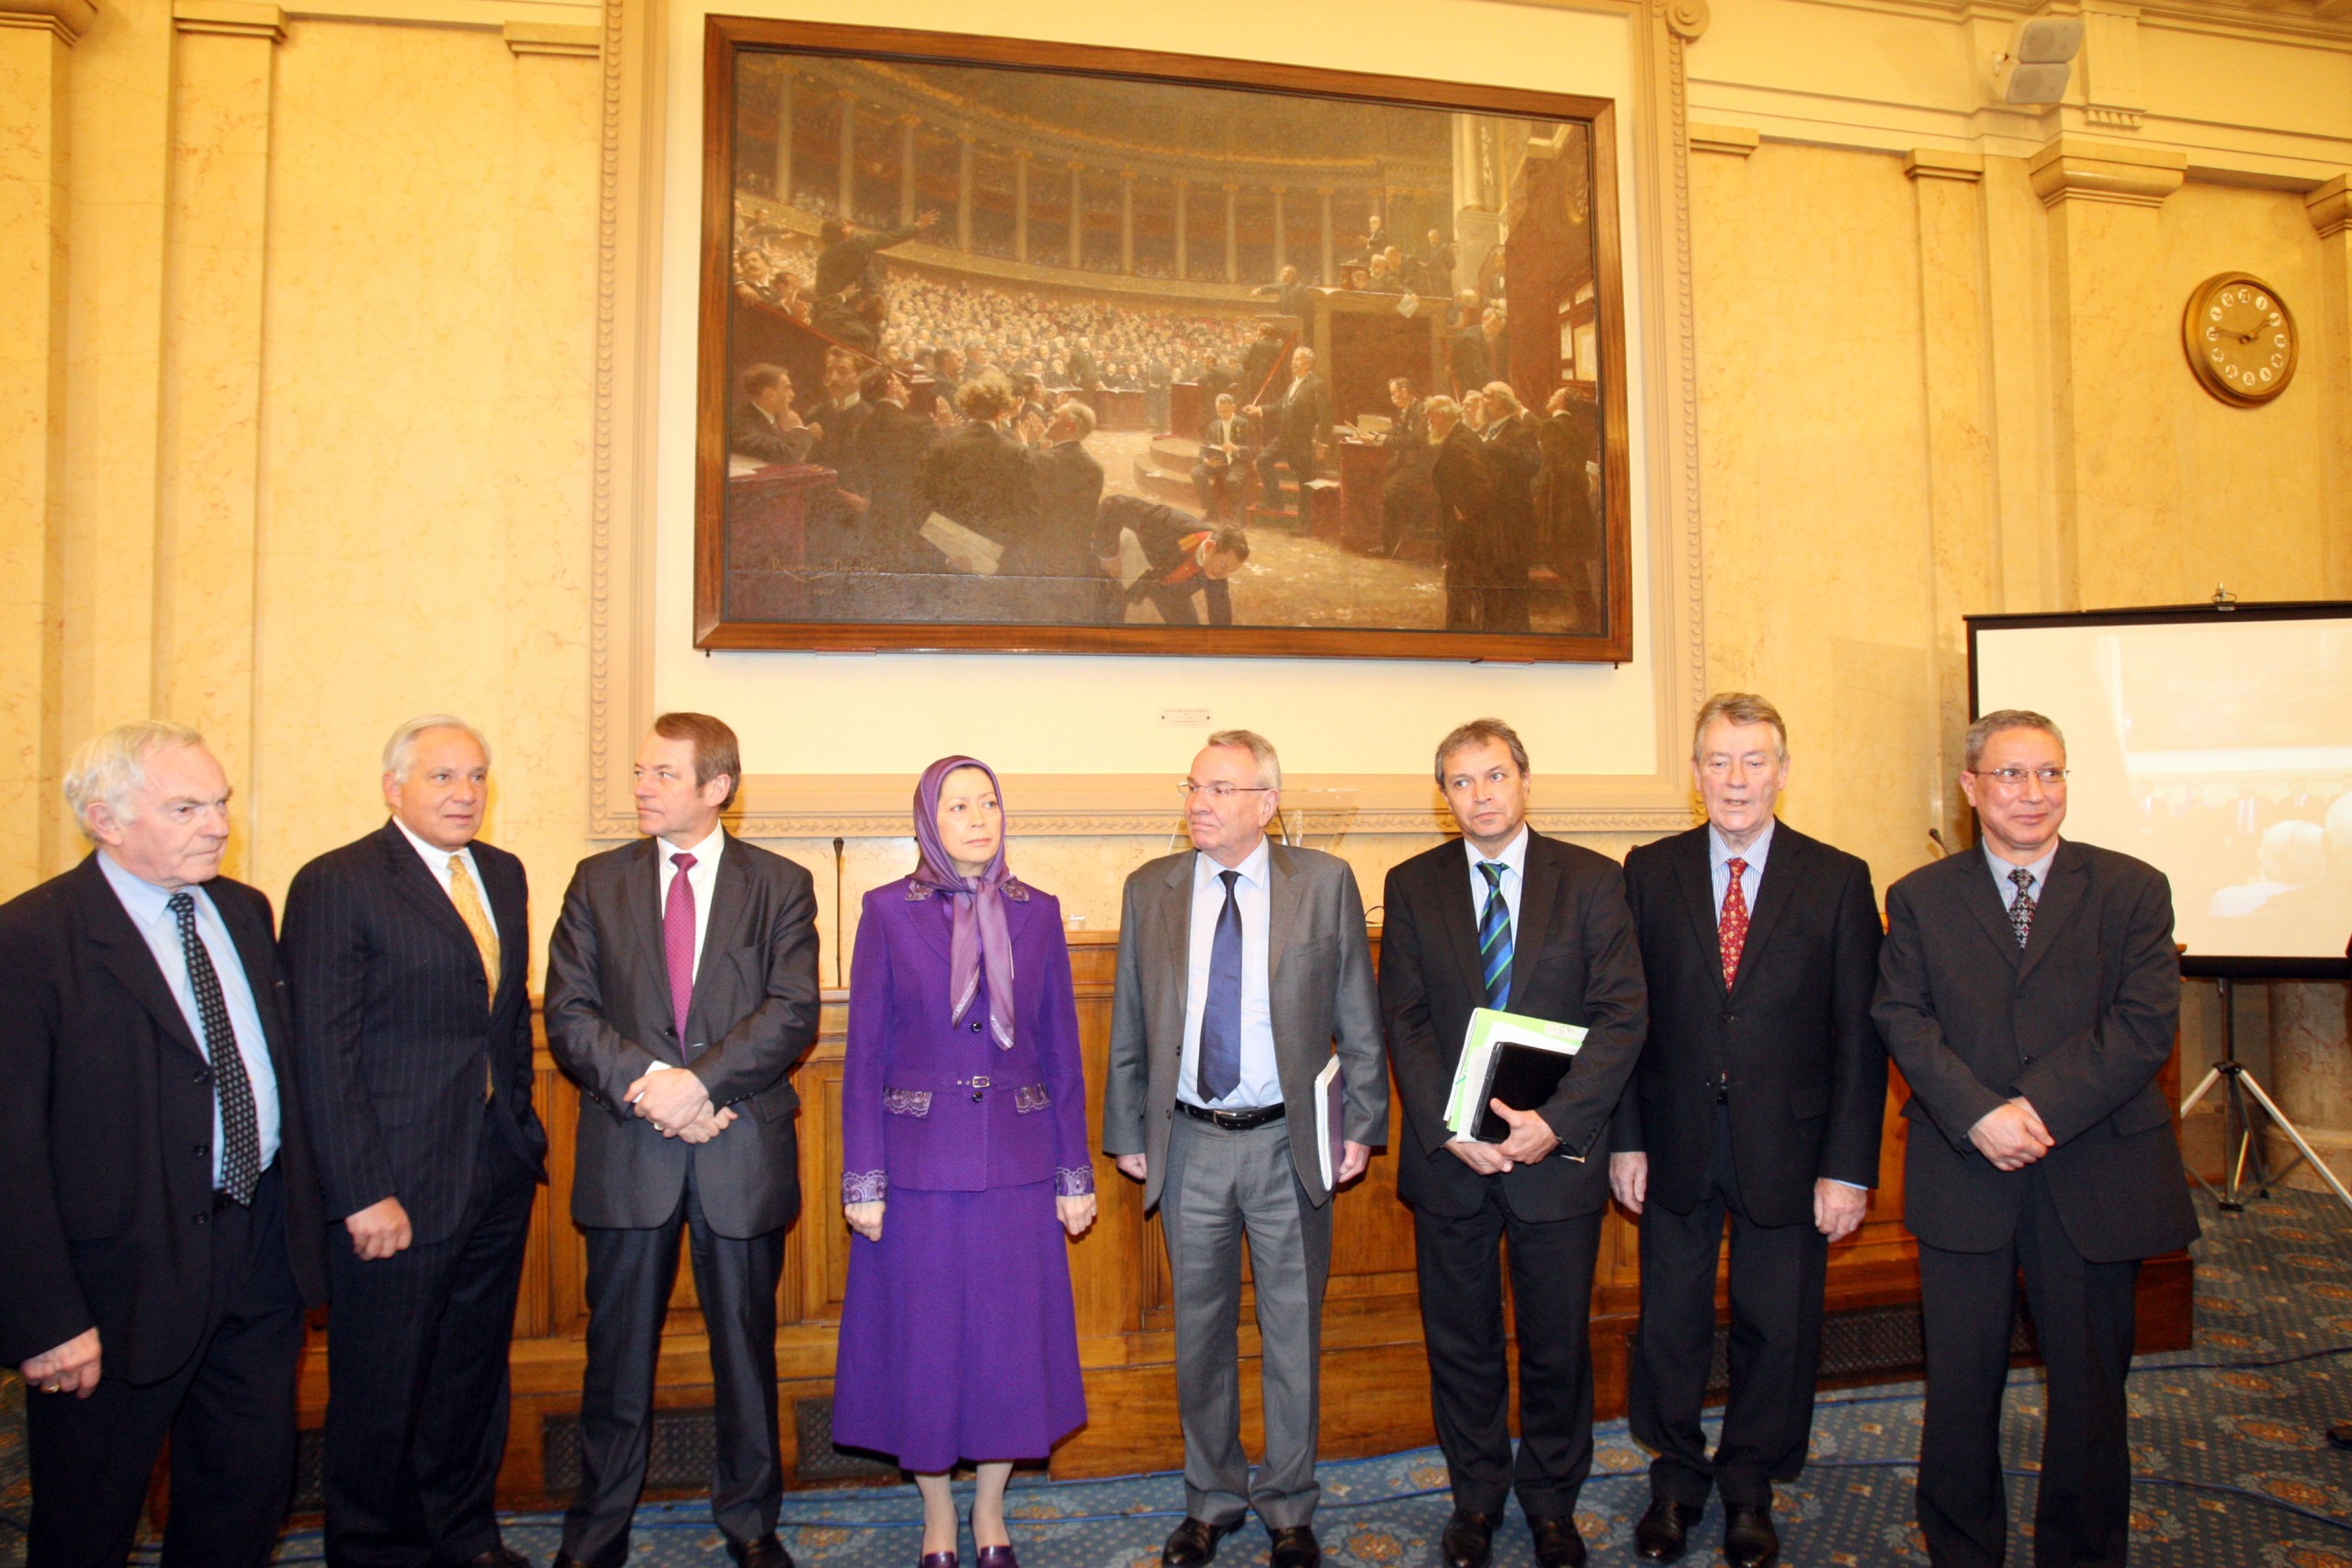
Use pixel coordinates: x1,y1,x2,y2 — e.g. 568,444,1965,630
447,855,501,1101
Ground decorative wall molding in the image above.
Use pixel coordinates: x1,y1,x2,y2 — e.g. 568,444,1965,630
588,0,1716,840
173,0,286,39
0,0,96,42
1905,147,1984,182
2029,133,2185,208
503,19,595,53
280,0,597,28
2312,172,2352,238
1689,121,1759,157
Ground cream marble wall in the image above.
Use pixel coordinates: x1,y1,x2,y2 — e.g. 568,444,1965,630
3,0,2348,1010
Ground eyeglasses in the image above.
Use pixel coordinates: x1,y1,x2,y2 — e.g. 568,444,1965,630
1178,782,1274,801
1966,767,2071,786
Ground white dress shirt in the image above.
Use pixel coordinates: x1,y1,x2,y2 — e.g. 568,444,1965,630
390,816,500,943
1178,835,1280,1110
98,850,283,1187
1463,824,1530,939
655,823,727,985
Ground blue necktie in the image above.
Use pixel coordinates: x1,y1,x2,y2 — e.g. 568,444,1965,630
1477,861,1513,1010
1198,869,1243,1102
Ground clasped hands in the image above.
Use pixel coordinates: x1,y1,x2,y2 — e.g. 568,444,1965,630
1968,1095,2053,1171
846,1194,1099,1244
1446,1100,1560,1176
627,1064,737,1143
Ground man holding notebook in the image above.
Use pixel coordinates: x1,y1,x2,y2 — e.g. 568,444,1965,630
1379,718,1648,1568
1609,694,1886,1568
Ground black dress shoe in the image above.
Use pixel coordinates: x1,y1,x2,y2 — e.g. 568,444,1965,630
1722,1506,1778,1568
1632,1497,1702,1563
1269,1526,1320,1568
1440,1509,1498,1568
730,1536,795,1568
1162,1517,1242,1568
460,1552,532,1568
1528,1515,1587,1568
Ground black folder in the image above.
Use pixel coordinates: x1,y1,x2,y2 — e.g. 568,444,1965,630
1470,1041,1577,1144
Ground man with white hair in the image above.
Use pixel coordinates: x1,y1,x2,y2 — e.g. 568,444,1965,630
0,721,331,1566
281,716,548,1568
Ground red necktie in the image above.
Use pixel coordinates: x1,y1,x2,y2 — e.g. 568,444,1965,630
664,852,697,1043
1719,858,1749,988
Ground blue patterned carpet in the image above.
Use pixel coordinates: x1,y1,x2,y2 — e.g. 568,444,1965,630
9,1186,2352,1566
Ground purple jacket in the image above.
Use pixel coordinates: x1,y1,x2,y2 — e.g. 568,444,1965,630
841,879,1094,1203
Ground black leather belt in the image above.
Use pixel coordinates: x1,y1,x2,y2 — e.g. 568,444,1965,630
1180,1100,1286,1131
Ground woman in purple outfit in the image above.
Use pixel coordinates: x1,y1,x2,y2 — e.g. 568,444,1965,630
833,756,1097,1568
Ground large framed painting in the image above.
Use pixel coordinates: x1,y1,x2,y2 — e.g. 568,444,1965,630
695,19,1632,661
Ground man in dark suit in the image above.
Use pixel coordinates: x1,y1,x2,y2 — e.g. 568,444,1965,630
849,364,937,572
1874,709,2197,1568
1424,397,1501,632
546,713,821,1568
1380,719,1649,1568
729,362,813,468
1610,694,1886,1568
282,716,549,1568
1024,400,1108,620
1095,495,1247,627
1378,378,1434,556
0,721,330,1567
1191,394,1254,521
1246,346,1331,523
1104,731,1387,1568
1474,383,1538,634
812,210,936,300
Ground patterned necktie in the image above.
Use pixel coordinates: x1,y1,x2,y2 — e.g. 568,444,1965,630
664,852,698,1043
1477,862,1513,1010
169,892,261,1204
446,855,500,1007
1198,869,1243,1103
1719,858,1750,989
2008,867,2037,948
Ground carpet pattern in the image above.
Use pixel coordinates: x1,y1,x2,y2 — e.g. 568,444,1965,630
6,1186,2352,1566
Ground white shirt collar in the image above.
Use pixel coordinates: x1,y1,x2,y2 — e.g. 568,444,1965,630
1463,823,1530,876
96,848,186,924
1197,833,1272,889
391,815,475,873
662,821,726,866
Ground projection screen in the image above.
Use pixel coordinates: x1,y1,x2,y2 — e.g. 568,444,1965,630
1969,604,2352,976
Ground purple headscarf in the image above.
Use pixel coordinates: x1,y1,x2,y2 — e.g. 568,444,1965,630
907,755,1024,1050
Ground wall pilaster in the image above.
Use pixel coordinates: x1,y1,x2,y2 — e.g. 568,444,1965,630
2311,174,2352,601
2030,135,2185,610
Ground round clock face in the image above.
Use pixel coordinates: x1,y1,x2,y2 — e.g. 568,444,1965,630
2183,272,2297,406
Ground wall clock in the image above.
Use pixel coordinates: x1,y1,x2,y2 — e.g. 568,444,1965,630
2183,272,2297,406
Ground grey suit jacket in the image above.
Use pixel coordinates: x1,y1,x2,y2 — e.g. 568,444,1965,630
545,832,820,1237
1102,841,1386,1213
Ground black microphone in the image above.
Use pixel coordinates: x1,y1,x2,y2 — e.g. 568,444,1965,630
1928,828,1951,858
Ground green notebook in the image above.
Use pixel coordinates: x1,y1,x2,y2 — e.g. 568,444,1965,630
1443,1007,1589,1141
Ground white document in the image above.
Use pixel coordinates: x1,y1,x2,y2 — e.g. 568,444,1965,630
1396,291,1421,319
1314,1055,1344,1190
1114,526,1154,590
920,512,1003,576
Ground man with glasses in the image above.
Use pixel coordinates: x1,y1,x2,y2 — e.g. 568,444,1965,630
1102,731,1387,1568
1875,709,2196,1568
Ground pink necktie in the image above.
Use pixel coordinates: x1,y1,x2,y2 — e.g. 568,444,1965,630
664,852,697,1043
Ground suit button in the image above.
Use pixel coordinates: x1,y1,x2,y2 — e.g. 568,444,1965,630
970,1021,983,1032
193,1212,208,1226
194,1145,208,1158
193,1069,209,1084
1723,1014,1736,1025
972,1091,984,1102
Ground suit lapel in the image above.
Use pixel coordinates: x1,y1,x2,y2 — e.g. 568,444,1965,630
74,857,207,1063
628,837,669,989
214,883,292,1064
1510,834,1560,1004
1267,843,1305,984
1671,829,1726,997
687,835,752,1032
1728,826,1801,1000
909,876,954,968
481,846,529,1003
378,823,486,978
1158,855,1193,1067
1959,849,2025,971
2016,840,2087,984
1433,844,1488,1009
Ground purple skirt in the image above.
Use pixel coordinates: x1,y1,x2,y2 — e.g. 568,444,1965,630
831,1179,1087,1472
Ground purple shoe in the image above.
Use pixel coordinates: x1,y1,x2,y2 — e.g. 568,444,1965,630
977,1547,1019,1568
921,1552,958,1568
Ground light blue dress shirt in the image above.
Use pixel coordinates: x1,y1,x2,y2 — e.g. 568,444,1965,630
98,851,282,1186
1987,840,2059,909
1709,819,1776,918
1462,824,1529,938
1178,835,1280,1110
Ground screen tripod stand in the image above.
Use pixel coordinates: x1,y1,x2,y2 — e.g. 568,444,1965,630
2177,975,2352,1215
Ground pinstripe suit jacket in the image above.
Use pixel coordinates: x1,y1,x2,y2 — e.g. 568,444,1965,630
281,821,547,1246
